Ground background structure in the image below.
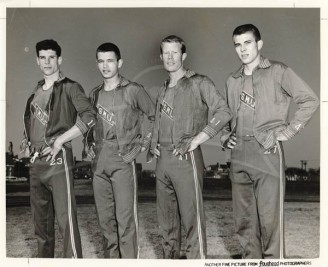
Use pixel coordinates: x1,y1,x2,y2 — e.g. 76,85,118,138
5,8,320,170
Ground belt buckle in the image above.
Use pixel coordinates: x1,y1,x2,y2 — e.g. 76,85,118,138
30,152,40,163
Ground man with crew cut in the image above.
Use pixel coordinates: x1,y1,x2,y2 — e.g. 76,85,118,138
21,39,97,258
149,35,232,259
84,42,155,258
221,24,319,259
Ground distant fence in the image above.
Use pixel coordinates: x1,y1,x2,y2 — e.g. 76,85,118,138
138,171,320,199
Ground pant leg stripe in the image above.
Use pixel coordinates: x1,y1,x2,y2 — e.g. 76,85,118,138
62,148,78,259
190,151,205,259
276,141,284,259
132,161,140,258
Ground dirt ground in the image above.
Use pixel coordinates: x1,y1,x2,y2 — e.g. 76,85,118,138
6,200,319,259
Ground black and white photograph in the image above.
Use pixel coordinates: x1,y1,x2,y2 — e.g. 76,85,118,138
1,1,327,267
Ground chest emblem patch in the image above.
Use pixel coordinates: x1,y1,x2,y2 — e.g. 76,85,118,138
240,91,255,109
97,103,116,126
31,103,49,125
160,100,174,120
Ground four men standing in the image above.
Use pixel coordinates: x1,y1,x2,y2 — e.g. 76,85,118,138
22,24,319,259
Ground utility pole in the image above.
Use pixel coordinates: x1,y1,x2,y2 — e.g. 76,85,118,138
300,160,308,171
8,141,13,156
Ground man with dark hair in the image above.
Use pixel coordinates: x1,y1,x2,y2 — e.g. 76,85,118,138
96,42,121,60
149,35,232,259
21,39,97,258
222,24,319,259
84,42,155,258
232,23,262,42
36,39,62,57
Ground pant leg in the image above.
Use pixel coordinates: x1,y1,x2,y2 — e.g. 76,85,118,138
171,147,207,259
111,160,139,258
49,147,82,258
231,140,285,259
230,178,262,259
92,142,120,258
253,141,285,259
30,160,55,258
156,151,181,259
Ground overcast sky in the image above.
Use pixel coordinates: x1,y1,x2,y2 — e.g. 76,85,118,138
5,8,320,169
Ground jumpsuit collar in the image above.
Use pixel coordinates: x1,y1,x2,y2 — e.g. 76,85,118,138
232,56,271,79
164,69,196,87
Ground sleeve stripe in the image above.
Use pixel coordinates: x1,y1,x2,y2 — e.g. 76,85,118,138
76,118,88,134
203,125,218,138
282,128,296,139
122,144,142,163
262,133,275,149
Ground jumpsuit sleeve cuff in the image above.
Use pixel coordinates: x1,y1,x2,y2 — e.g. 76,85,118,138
262,131,276,150
202,125,218,138
121,144,142,163
280,125,298,140
75,117,88,134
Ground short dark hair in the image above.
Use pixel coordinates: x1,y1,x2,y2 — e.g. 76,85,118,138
96,43,121,60
36,39,61,57
160,35,186,54
232,24,261,42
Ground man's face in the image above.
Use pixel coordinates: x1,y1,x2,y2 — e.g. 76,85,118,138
233,32,263,65
96,51,122,80
160,42,186,73
36,49,62,77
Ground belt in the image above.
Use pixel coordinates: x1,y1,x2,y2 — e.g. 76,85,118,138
158,143,175,152
96,139,119,149
96,137,117,142
236,135,255,141
30,143,47,153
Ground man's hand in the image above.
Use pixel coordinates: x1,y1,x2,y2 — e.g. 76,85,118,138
188,138,200,152
42,138,63,162
225,133,237,149
188,132,210,152
173,132,210,158
86,145,96,159
275,131,289,141
20,139,31,157
42,125,84,161
172,138,200,160
172,148,178,156
153,147,160,158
